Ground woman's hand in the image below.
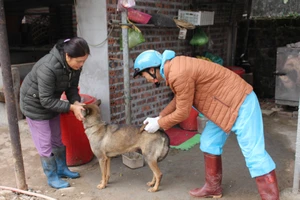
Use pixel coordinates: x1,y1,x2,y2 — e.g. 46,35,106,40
70,101,85,121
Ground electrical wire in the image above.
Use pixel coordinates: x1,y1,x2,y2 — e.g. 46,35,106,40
73,0,115,47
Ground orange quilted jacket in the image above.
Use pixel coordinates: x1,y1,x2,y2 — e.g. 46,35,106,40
158,56,253,133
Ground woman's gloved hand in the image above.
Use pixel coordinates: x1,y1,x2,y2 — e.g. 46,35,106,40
143,116,160,133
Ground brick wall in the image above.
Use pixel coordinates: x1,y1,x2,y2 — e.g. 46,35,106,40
107,0,246,125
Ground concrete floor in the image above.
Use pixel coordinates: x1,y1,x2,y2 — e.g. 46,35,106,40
0,102,300,200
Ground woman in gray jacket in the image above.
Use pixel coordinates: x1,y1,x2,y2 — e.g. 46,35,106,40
20,37,90,189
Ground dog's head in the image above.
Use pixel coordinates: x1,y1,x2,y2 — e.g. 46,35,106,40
82,99,101,120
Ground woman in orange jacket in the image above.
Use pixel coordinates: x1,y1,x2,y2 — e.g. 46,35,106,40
133,50,279,200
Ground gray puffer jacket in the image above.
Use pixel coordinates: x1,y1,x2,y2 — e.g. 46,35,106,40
20,46,81,120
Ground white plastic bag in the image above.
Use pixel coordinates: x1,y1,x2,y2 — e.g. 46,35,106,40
117,0,136,11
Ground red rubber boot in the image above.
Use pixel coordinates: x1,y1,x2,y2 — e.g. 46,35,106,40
255,170,279,200
189,153,222,198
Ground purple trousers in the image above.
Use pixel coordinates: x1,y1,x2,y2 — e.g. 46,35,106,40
26,115,64,157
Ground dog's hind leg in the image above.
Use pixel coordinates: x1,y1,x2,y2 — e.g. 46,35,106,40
97,157,108,189
147,161,162,192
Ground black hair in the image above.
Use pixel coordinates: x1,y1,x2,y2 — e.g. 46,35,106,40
56,37,90,58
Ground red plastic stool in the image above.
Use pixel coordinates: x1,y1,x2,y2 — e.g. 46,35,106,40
227,66,245,76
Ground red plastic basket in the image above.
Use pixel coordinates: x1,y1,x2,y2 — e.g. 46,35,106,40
127,8,152,24
179,107,199,131
60,94,96,166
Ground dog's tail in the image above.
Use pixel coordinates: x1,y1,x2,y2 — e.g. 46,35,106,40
157,130,170,162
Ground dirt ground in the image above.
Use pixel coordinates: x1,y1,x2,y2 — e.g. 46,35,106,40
1,106,300,200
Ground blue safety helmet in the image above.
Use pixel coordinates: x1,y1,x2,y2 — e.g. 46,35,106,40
133,50,162,78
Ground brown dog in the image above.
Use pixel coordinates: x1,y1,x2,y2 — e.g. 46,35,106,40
82,100,170,192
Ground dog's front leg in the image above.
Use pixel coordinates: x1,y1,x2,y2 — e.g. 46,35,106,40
97,157,108,189
105,158,111,185
147,161,163,192
147,175,156,187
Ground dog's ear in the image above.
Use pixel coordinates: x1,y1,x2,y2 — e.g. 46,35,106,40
83,104,88,111
95,99,101,106
82,106,90,117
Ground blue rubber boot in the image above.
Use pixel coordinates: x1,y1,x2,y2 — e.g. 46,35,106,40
40,156,70,189
53,146,80,179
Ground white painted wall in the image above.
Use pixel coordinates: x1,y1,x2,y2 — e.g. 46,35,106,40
75,0,111,123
